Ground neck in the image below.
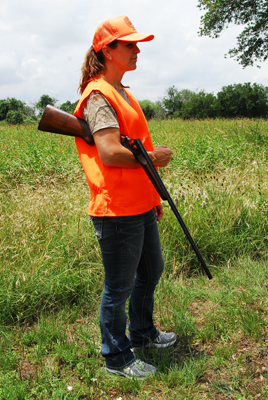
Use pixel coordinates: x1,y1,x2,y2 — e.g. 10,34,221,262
102,69,124,90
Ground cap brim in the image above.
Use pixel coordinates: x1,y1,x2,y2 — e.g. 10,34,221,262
118,32,154,42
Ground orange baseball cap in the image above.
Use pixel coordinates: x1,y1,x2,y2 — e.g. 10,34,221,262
92,15,154,53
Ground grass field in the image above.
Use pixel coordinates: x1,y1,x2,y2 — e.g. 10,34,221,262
0,118,268,399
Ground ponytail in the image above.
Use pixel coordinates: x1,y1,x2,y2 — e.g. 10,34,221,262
78,41,118,95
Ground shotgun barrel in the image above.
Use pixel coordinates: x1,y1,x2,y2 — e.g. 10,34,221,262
38,105,94,146
38,105,212,279
122,136,212,280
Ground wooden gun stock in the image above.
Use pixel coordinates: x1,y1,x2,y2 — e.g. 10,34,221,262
38,105,94,146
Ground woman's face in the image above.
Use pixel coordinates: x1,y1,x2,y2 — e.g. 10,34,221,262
108,41,140,73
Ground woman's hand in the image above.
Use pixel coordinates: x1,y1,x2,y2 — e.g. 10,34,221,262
154,204,164,221
148,145,172,167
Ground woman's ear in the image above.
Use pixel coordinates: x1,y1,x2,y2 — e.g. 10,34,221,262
102,46,112,60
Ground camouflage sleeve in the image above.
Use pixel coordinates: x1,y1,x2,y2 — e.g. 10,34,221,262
82,91,120,134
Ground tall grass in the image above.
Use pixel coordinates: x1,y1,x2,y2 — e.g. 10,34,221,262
0,122,82,187
1,119,268,399
1,119,268,322
151,118,268,272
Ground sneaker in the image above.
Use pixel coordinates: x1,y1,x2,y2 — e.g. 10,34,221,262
133,331,177,351
105,358,156,380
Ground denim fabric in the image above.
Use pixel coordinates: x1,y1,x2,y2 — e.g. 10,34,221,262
91,209,164,369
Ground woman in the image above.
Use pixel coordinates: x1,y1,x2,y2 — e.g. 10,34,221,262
74,15,176,379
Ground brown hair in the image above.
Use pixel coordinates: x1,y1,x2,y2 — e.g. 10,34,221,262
78,41,118,95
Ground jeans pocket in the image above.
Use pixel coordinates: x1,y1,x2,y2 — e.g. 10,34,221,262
91,217,103,240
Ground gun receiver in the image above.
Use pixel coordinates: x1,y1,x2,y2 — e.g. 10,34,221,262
38,105,212,279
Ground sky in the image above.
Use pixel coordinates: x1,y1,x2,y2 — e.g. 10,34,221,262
1,0,268,106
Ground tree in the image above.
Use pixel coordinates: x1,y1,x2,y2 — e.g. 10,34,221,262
217,82,268,118
162,87,195,118
0,100,10,121
60,100,78,114
153,101,167,119
198,0,268,68
162,86,183,117
178,89,194,104
180,91,219,119
8,98,25,113
35,94,58,114
23,103,36,117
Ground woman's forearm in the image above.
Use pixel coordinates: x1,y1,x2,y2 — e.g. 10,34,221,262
94,127,172,168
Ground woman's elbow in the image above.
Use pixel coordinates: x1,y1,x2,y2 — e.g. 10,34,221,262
99,152,117,167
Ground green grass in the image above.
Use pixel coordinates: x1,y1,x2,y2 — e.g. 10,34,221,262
1,119,268,399
0,122,83,187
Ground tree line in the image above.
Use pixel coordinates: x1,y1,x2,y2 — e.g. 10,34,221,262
0,95,78,125
1,82,268,124
140,83,268,120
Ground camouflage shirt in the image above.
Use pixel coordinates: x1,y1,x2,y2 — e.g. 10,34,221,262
82,88,131,134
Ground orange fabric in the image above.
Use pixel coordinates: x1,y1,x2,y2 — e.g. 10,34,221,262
92,15,154,53
73,78,160,217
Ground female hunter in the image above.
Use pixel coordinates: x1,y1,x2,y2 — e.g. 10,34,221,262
74,15,176,379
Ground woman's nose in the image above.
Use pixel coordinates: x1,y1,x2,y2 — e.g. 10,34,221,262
134,44,140,53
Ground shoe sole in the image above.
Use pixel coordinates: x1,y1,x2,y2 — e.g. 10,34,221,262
133,337,177,351
105,367,146,380
151,337,177,348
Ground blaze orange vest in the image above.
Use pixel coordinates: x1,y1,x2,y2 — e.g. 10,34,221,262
73,78,160,216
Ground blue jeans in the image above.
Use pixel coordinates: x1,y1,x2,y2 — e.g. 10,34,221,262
90,209,164,369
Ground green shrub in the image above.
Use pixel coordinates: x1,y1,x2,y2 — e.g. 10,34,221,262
6,110,24,124
139,100,157,119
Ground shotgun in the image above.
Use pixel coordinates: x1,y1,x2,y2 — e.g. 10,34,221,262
38,105,212,279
